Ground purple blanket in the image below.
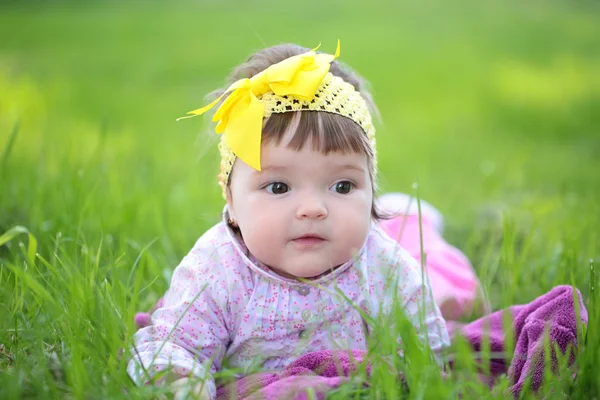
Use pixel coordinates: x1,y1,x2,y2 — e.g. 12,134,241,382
216,350,367,400
213,285,588,399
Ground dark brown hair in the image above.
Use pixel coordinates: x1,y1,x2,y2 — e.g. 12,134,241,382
214,43,384,219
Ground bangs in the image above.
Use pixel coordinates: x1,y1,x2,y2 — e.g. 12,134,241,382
252,111,384,220
260,111,384,220
262,111,373,158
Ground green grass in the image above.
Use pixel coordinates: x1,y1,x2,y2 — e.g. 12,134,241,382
0,0,599,398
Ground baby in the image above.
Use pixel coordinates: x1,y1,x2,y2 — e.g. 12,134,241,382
128,42,458,399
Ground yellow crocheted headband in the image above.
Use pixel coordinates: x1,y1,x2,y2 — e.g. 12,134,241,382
179,42,376,195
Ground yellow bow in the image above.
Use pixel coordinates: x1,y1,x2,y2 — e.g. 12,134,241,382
179,41,341,171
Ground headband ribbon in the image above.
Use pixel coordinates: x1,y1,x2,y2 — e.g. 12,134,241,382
179,41,341,171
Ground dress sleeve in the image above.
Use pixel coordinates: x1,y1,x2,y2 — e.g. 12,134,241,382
394,246,450,363
370,227,450,364
127,250,230,399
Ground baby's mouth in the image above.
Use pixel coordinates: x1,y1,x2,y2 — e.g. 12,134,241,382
291,234,326,248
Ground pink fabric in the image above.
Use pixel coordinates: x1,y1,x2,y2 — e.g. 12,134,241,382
216,350,367,400
379,214,486,320
452,285,587,396
133,213,486,330
128,217,449,392
214,286,587,399
131,198,585,398
130,199,484,395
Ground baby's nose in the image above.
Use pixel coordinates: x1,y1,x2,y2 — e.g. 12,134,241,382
296,196,328,220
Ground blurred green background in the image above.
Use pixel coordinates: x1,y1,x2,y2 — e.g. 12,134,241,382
1,0,599,305
0,0,599,396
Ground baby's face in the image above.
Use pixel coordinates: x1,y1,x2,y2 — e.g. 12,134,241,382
227,136,372,279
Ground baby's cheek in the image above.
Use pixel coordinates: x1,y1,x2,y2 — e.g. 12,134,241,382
244,222,282,262
340,211,370,251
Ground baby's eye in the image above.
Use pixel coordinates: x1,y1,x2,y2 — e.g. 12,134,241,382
265,182,289,194
331,181,353,194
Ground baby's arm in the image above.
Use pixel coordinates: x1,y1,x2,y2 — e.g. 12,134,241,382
127,252,230,399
